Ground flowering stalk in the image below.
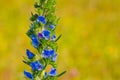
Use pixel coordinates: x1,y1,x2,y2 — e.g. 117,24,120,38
23,0,66,80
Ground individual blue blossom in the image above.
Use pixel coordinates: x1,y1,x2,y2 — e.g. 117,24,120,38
51,54,57,62
38,33,43,39
37,16,46,24
42,49,55,58
30,34,40,48
49,68,57,76
42,30,50,40
30,61,44,71
50,25,55,30
26,49,35,59
42,49,50,58
24,70,33,79
51,34,56,41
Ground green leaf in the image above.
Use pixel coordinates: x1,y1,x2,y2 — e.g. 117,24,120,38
55,34,62,42
26,28,34,37
34,2,40,8
23,60,30,65
39,0,46,4
38,9,43,15
49,61,57,68
47,41,58,51
57,71,66,77
30,14,38,21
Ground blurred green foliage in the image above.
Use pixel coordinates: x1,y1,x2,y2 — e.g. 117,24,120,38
0,0,120,80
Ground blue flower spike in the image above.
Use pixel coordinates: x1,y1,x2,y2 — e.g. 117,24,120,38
24,70,33,79
26,49,35,59
37,16,46,24
30,61,44,71
49,68,57,76
23,0,66,79
42,29,50,40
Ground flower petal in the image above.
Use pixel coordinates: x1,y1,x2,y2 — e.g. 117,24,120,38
49,68,56,76
24,70,33,79
37,16,46,24
26,49,35,59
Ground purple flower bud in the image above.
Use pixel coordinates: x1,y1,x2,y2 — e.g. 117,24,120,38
38,33,43,39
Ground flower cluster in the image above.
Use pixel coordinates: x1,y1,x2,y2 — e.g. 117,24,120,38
23,0,66,80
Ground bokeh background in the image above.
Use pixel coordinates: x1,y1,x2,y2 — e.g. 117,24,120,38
0,0,120,80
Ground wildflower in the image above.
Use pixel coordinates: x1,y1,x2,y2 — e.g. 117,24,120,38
42,49,55,58
30,61,44,71
42,30,50,40
38,33,43,39
37,16,46,24
30,34,40,48
23,0,66,79
26,49,35,59
49,68,56,76
50,25,55,30
42,49,50,58
24,70,33,79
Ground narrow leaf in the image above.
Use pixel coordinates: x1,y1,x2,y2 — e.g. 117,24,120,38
55,34,62,42
57,71,66,77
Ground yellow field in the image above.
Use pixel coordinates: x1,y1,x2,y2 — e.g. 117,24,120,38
0,0,120,80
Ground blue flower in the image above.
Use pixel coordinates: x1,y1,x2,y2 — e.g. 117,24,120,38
37,16,46,24
24,70,33,79
42,49,50,58
26,49,35,59
49,68,56,76
50,25,55,30
30,61,43,71
51,54,57,62
51,34,56,41
42,30,50,40
42,49,55,58
30,34,40,48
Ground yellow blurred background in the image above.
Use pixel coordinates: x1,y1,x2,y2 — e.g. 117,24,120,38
0,0,120,80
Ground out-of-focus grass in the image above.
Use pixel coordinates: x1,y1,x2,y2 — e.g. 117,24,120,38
0,0,120,80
